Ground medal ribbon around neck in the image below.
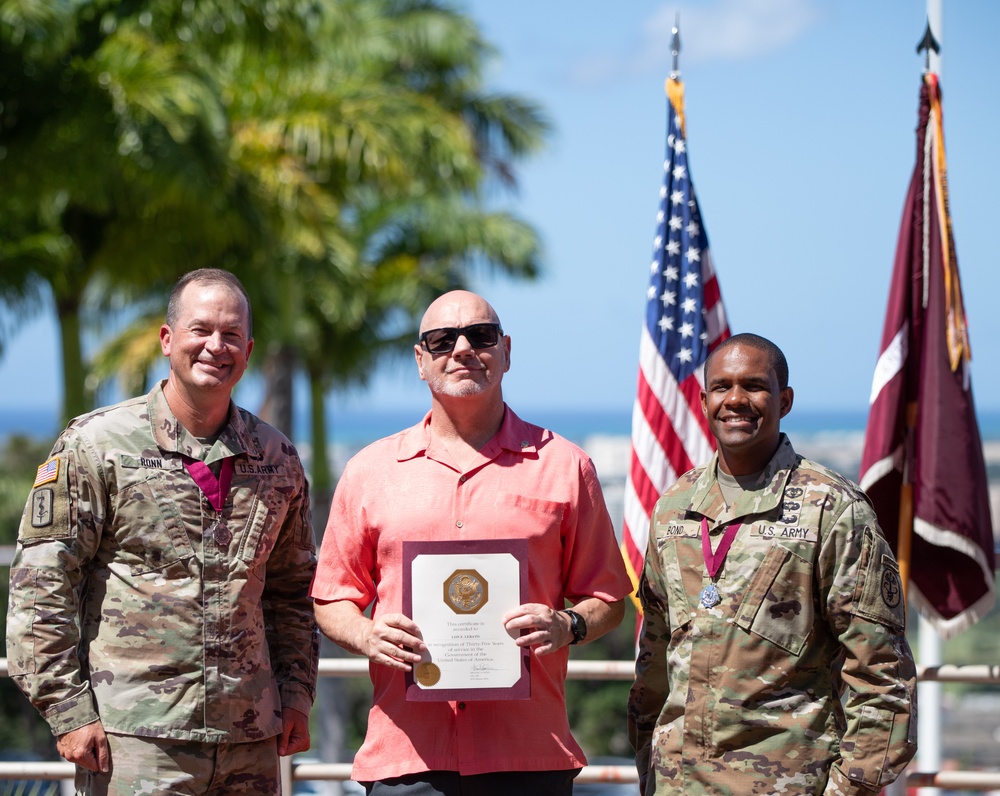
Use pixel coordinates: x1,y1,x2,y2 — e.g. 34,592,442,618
699,517,741,608
183,456,234,512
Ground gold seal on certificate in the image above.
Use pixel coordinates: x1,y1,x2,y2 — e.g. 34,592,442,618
444,569,488,614
415,662,441,686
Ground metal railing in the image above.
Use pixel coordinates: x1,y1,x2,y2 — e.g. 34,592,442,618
2,658,1000,792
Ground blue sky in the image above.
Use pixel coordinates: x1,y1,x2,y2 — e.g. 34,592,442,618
1,0,998,422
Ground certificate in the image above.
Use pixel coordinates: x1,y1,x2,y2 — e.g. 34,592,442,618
402,539,530,701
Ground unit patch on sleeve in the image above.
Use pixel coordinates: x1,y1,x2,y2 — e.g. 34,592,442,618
30,489,54,528
20,454,73,542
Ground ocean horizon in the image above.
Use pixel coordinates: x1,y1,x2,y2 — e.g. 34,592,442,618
4,403,998,533
3,404,1000,446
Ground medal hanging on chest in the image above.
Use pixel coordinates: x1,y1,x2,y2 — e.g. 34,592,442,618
183,456,235,546
699,517,741,609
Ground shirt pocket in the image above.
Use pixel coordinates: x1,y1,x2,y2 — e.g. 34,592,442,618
734,542,815,656
115,458,195,575
494,493,566,538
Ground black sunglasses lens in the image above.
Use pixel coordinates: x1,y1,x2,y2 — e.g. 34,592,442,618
423,329,459,353
464,324,500,348
421,324,500,353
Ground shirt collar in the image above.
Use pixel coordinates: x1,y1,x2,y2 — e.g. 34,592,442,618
395,404,538,462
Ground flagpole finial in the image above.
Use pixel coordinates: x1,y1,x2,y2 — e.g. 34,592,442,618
916,19,940,72
670,14,681,80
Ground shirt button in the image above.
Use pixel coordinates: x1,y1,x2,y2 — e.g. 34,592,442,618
459,475,468,483
458,702,466,710
456,521,464,528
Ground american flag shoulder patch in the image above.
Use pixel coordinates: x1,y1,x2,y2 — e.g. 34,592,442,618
34,458,60,488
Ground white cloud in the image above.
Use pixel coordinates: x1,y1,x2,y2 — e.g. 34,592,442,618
568,0,824,87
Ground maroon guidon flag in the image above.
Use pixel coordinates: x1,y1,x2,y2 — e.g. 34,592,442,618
859,72,995,638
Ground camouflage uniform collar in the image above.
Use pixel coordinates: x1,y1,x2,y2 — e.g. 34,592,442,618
690,434,797,528
147,380,252,463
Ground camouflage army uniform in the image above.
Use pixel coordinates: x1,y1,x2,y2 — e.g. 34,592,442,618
6,381,318,743
628,436,917,796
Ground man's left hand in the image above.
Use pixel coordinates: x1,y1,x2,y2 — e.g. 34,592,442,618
502,603,572,656
277,707,310,757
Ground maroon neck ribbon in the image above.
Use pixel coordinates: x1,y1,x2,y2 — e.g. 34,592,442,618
183,456,234,512
700,517,742,579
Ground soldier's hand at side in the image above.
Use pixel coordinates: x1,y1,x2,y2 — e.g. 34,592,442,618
57,721,110,773
277,707,311,757
364,612,426,671
502,603,571,656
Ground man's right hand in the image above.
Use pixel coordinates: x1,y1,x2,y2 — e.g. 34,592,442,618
315,600,427,671
362,612,426,671
56,721,110,773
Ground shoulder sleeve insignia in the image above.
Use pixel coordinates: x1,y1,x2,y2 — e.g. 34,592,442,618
34,458,60,487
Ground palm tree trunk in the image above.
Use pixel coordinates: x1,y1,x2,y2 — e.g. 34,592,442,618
55,293,87,424
308,367,332,503
258,343,296,439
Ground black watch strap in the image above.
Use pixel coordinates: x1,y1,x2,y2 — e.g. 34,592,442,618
562,609,587,645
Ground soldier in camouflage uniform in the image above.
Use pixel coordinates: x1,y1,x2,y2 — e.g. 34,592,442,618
6,270,319,795
628,333,917,796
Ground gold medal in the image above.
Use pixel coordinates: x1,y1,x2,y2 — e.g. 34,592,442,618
415,662,441,686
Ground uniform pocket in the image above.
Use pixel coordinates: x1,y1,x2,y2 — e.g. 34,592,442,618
852,527,906,631
238,483,290,569
734,542,815,655
6,568,38,675
117,476,195,575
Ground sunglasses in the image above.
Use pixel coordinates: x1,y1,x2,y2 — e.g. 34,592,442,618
418,323,504,355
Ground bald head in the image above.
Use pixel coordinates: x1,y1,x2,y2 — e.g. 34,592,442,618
419,290,501,335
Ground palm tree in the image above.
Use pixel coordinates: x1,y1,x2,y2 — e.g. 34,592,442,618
3,0,549,445
0,0,263,422
239,0,551,493
0,0,340,421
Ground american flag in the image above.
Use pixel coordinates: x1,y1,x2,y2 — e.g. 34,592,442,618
33,458,59,487
622,78,730,607
859,72,994,638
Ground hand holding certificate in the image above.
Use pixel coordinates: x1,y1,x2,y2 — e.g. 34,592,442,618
402,539,530,701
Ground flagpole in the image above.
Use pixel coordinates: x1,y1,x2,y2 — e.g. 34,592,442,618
916,6,943,795
897,403,916,603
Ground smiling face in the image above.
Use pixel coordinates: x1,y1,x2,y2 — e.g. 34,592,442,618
160,280,254,402
700,342,793,475
414,291,510,400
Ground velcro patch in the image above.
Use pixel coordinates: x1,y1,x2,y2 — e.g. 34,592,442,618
34,458,59,487
20,453,73,542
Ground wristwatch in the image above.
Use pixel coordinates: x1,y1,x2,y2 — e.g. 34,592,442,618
562,609,587,645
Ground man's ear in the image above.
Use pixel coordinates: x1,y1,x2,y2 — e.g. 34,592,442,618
779,386,794,419
414,344,428,382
